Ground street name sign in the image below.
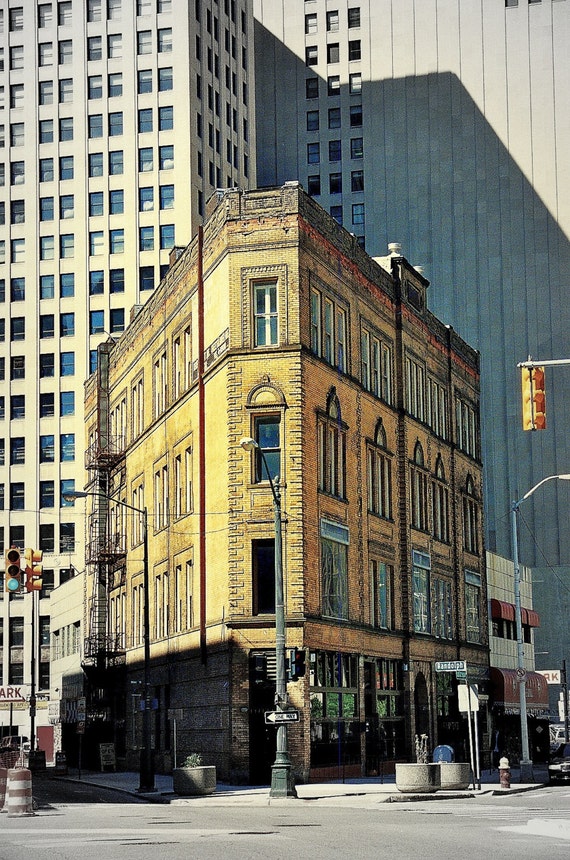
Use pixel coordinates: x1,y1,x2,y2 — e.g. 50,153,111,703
265,710,300,725
434,660,466,673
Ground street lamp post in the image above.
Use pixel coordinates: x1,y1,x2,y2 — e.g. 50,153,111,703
510,473,570,782
240,437,297,799
66,490,155,793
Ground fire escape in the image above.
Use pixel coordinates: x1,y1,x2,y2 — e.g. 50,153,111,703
82,340,127,681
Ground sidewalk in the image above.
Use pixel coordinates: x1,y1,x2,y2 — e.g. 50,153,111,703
49,764,549,806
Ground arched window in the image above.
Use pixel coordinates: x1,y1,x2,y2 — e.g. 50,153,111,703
318,388,347,499
463,475,479,554
367,419,392,519
431,455,449,542
410,442,428,530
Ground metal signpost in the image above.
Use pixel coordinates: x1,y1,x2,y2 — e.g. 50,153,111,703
435,661,480,788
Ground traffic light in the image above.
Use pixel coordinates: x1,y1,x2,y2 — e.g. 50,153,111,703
521,366,546,431
5,546,23,594
288,648,306,681
251,653,268,685
24,548,43,592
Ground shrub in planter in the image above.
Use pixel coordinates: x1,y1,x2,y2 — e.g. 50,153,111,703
395,734,441,794
173,754,217,796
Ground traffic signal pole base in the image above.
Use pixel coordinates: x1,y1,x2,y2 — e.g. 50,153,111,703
519,759,534,783
269,753,298,799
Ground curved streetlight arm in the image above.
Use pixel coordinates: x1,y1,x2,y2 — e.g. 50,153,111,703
510,472,570,781
514,473,570,510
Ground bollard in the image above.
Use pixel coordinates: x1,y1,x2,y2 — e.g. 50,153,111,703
498,756,511,789
0,768,7,812
6,768,34,817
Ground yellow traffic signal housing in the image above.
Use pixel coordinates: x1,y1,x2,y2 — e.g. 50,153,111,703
24,548,43,592
5,546,23,593
521,366,546,430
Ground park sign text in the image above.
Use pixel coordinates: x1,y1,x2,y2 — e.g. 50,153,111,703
0,685,27,702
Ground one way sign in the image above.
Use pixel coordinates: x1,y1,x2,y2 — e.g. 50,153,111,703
264,710,300,724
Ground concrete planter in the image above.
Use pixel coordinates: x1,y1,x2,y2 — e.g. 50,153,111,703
395,762,441,793
172,765,217,796
439,762,471,790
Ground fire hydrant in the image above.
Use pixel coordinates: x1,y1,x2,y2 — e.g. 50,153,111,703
499,756,511,789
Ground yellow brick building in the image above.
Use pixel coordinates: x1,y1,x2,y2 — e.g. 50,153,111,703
82,183,487,782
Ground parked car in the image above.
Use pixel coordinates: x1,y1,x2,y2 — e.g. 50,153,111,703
0,735,30,752
548,743,570,784
549,724,567,752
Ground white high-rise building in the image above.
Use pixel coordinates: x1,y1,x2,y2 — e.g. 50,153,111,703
253,0,570,685
0,0,255,744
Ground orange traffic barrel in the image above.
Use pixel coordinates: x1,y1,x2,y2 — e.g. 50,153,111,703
6,768,34,817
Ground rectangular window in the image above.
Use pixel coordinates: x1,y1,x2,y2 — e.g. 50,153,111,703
58,40,73,64
252,539,275,614
348,7,361,28
329,139,341,162
60,392,75,416
60,522,75,552
253,415,281,483
87,36,102,61
110,190,124,214
109,229,125,254
40,393,55,417
110,269,124,293
159,66,173,91
139,147,153,172
39,354,55,377
89,271,104,295
108,34,122,58
40,435,55,462
327,10,339,31
321,520,349,619
138,69,153,93
351,170,364,192
306,77,319,99
109,150,124,174
465,570,482,643
60,234,74,258
11,161,25,185
253,280,278,347
412,551,431,633
90,310,104,334
328,75,340,95
40,315,55,338
307,142,320,164
88,75,103,100
89,191,104,217
108,72,123,97
89,153,104,178
10,356,25,380
159,224,174,249
327,43,339,64
109,112,123,136
89,231,104,255
60,156,74,180
140,226,154,251
159,144,173,169
60,352,75,376
39,42,54,66
349,72,362,94
348,40,361,61
138,108,153,133
159,185,174,209
60,312,75,337
59,117,73,141
158,105,173,130
307,110,319,131
138,30,152,54
158,28,172,52
370,560,392,629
